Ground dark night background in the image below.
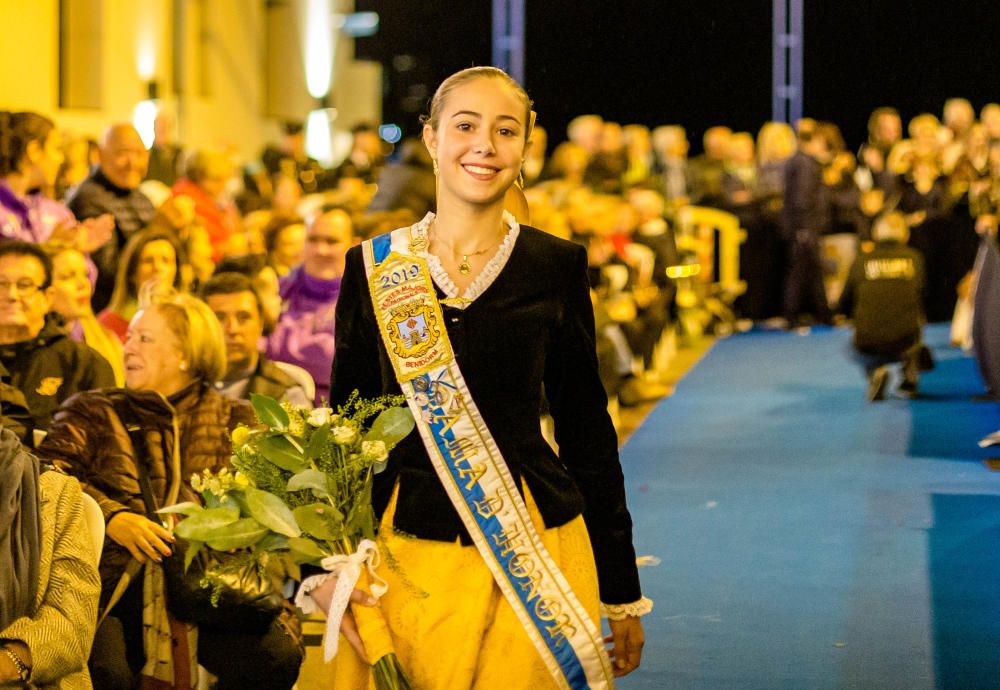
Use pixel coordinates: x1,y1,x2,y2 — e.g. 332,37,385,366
355,1,999,153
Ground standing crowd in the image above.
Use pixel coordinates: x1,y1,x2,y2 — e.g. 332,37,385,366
0,92,997,685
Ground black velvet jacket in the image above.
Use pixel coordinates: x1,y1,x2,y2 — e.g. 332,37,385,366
331,225,641,604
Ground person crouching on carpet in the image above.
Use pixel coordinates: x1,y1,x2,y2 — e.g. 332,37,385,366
839,211,931,401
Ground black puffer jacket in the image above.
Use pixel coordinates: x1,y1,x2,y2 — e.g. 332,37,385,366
0,315,115,435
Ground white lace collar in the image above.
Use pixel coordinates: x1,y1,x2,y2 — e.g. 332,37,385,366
410,211,520,310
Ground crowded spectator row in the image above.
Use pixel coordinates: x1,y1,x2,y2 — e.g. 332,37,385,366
0,96,997,686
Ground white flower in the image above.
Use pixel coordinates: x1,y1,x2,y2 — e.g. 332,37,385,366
308,407,335,427
361,440,388,464
332,425,357,445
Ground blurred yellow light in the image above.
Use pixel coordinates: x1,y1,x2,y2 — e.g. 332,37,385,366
137,45,155,81
302,0,336,99
306,108,334,166
133,100,157,149
666,264,701,279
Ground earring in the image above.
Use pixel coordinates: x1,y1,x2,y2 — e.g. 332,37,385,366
432,159,439,176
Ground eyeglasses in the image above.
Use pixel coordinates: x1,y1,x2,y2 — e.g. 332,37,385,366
0,279,43,297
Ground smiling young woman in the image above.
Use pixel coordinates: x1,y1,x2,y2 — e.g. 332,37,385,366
421,69,530,289
312,67,650,689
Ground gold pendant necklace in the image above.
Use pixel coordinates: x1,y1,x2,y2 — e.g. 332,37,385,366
432,223,505,276
458,242,500,274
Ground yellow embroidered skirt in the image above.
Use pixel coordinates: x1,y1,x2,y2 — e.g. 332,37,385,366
331,484,602,689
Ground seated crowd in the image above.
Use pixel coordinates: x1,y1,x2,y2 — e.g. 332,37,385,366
0,96,997,686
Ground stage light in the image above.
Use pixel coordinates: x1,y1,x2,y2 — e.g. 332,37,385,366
135,7,157,81
136,45,155,81
302,0,336,99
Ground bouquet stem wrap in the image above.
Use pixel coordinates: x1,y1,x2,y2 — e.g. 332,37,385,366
295,539,388,662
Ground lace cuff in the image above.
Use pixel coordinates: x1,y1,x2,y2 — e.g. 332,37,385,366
600,596,654,620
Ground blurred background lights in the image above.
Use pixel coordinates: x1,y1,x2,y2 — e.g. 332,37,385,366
301,0,335,99
378,123,402,144
306,108,335,166
305,109,354,168
337,12,379,38
133,99,158,148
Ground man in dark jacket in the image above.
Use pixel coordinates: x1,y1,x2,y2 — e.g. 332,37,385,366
782,124,834,326
0,243,115,435
839,212,927,401
0,361,33,445
201,272,311,406
65,124,157,312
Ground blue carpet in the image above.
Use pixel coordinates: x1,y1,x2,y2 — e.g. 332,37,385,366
617,324,1000,689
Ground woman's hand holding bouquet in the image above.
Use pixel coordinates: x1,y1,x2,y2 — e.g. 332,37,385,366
161,393,415,689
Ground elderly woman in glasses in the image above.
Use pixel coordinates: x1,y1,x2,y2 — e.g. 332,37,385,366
38,284,302,690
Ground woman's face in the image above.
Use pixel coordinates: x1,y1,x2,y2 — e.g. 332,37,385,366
272,224,306,270
49,250,92,321
727,138,755,166
304,211,353,280
123,307,191,394
132,239,177,294
187,226,215,281
423,77,527,210
253,265,282,327
26,130,65,188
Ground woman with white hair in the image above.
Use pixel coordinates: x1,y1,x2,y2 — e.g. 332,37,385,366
39,285,302,690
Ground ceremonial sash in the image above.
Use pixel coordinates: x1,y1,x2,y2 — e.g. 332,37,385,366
362,225,615,690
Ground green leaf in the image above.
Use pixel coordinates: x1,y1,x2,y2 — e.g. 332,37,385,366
246,488,301,538
359,505,376,540
346,504,376,540
293,503,344,540
305,424,330,460
230,491,252,517
286,469,330,497
184,540,203,572
279,551,301,581
257,533,290,551
204,518,270,550
288,537,326,564
251,393,290,430
365,407,416,447
173,506,240,541
256,435,308,472
157,501,203,517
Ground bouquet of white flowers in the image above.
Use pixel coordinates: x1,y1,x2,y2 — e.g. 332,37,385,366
161,393,415,689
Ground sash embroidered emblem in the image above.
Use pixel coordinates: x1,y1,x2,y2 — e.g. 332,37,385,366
367,251,453,382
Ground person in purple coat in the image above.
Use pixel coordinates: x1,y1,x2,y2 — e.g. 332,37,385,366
266,207,355,404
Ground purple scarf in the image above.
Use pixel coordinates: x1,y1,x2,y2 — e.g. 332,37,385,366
266,268,341,405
